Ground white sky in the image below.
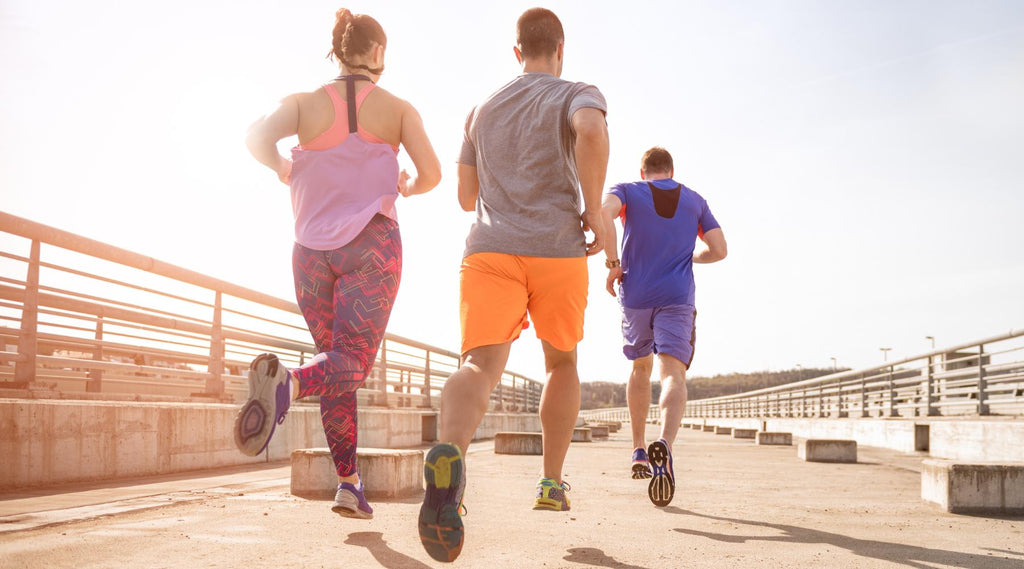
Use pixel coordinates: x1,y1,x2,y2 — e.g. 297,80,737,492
2,1,1023,384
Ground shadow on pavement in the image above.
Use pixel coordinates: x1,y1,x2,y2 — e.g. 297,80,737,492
563,547,650,569
344,531,431,569
669,508,1023,569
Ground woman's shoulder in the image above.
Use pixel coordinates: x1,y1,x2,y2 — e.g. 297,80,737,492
366,85,412,110
291,85,333,106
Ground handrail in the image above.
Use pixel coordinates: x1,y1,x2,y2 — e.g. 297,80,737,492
703,328,1024,402
0,211,294,313
580,329,1024,422
0,210,543,411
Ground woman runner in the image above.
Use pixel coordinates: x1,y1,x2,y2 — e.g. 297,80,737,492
235,7,441,519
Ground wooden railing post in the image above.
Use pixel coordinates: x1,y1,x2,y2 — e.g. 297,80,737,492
886,365,897,417
860,376,867,418
13,239,40,387
924,356,937,416
836,380,848,418
378,337,389,406
977,345,989,415
205,291,225,397
423,351,432,408
87,316,104,392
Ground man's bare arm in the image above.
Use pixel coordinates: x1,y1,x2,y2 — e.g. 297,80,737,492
602,194,623,296
572,107,609,256
694,228,727,263
457,163,480,212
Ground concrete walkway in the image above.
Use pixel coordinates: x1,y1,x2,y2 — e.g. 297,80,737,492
2,424,1022,568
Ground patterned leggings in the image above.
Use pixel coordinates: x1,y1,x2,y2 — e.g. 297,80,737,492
291,215,402,477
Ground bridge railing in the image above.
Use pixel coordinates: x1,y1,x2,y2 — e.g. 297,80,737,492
579,330,1024,423
0,211,542,411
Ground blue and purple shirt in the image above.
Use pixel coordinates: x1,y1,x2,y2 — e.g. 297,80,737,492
608,178,720,309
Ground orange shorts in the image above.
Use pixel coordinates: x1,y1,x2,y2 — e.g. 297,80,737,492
460,252,588,354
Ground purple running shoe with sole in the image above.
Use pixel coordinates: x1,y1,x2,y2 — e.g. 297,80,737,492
332,481,373,519
233,353,291,456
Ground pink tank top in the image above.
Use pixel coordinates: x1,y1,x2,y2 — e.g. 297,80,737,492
289,76,400,250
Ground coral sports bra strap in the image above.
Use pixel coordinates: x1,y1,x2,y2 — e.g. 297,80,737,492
337,74,374,134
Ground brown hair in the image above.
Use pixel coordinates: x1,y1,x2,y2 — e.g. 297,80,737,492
516,8,564,58
641,147,674,175
327,8,387,74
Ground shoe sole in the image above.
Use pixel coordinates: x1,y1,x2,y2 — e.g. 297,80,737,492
332,505,373,519
632,462,653,479
332,488,373,520
647,440,675,507
419,443,464,563
233,353,288,457
532,499,569,511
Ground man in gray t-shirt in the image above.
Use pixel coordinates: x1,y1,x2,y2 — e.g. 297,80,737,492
418,8,609,564
459,74,607,258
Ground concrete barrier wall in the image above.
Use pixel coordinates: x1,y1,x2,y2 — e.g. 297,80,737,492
474,412,542,440
928,421,1024,462
704,417,1024,461
0,399,539,490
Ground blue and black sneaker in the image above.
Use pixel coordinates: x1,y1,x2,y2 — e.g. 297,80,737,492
631,447,653,479
647,439,675,507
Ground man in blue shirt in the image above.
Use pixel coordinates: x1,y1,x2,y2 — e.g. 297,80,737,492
601,147,727,507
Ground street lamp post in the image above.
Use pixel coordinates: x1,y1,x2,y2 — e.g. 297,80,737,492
925,336,935,350
830,357,837,372
880,347,892,362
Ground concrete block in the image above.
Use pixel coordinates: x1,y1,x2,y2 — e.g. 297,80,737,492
494,432,543,455
714,426,732,436
596,421,621,433
572,427,592,442
702,425,715,432
588,425,610,438
756,432,792,446
290,447,423,500
733,429,757,439
922,459,1024,514
798,439,857,463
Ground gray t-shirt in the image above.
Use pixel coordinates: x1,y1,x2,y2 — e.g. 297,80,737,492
458,73,607,258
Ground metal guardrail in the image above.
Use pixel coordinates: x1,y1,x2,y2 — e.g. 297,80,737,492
0,211,542,411
580,330,1024,423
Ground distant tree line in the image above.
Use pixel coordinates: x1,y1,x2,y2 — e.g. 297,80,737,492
579,367,844,410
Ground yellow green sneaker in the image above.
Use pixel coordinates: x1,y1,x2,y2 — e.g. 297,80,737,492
532,477,571,511
418,443,465,562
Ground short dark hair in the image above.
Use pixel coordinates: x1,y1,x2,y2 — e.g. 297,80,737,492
641,147,674,175
516,8,564,58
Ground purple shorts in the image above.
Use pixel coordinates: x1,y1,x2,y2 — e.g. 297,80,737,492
621,304,696,366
